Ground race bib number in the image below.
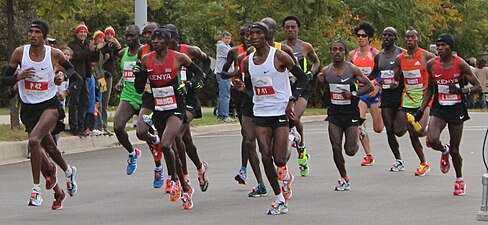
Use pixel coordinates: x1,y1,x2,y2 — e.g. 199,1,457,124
381,70,394,89
437,84,461,106
358,67,372,76
152,86,177,111
180,67,187,83
403,69,423,89
252,76,276,98
329,83,351,105
25,71,48,93
123,61,136,82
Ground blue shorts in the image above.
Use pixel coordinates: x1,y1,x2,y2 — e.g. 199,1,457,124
359,92,381,107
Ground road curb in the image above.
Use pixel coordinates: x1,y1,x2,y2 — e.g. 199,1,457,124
0,115,326,166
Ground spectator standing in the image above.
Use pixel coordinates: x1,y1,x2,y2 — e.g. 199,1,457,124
475,58,488,108
215,31,235,123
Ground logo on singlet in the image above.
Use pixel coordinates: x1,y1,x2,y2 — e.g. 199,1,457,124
341,78,350,83
414,61,421,66
41,67,47,70
435,74,442,78
148,69,154,72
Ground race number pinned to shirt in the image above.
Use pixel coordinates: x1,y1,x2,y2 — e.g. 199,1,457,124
329,83,351,105
403,69,423,89
358,67,372,76
252,76,276,99
437,84,462,106
24,71,48,93
152,86,177,111
123,61,136,82
180,67,187,83
381,70,395,89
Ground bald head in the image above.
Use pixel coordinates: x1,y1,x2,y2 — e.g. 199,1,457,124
126,25,140,34
261,17,277,40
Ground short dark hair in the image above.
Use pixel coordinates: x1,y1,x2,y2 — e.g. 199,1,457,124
354,21,375,37
330,40,348,53
282,15,301,28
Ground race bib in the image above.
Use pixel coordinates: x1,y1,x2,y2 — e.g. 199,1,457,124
437,84,461,106
180,67,187,83
329,83,351,105
152,86,177,111
25,71,48,93
381,70,394,89
403,69,423,89
358,66,372,76
253,76,276,98
123,61,136,82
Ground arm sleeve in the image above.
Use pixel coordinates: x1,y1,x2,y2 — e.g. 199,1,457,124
1,66,17,86
186,62,205,88
201,56,212,78
134,69,148,94
290,65,309,98
60,60,83,94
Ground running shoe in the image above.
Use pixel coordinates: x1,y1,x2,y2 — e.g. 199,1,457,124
267,202,288,215
415,162,430,176
153,169,163,188
165,178,171,193
45,162,57,190
440,145,451,174
198,161,209,192
361,155,375,166
389,160,405,172
297,147,310,176
126,148,141,175
28,189,43,206
282,173,294,200
453,180,466,196
289,127,301,149
149,143,162,161
358,125,367,140
277,166,288,181
181,186,194,210
184,174,191,186
51,190,66,210
334,178,350,191
169,180,181,202
234,168,247,185
66,166,78,197
248,184,267,197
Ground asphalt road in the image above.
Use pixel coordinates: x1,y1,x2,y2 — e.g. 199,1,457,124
1,113,488,225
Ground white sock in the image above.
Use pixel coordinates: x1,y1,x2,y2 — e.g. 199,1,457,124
456,177,464,182
153,135,161,145
129,151,136,157
33,184,41,192
64,166,72,177
284,171,291,181
155,166,163,171
167,175,172,180
442,145,450,154
276,193,285,204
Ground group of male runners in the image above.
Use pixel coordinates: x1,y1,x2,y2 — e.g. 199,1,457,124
3,17,482,215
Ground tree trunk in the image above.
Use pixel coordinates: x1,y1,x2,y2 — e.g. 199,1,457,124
6,0,20,130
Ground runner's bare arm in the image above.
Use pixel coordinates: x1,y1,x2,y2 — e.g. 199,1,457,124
277,50,307,99
352,65,374,96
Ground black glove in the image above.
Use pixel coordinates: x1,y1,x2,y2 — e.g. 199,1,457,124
176,82,191,95
414,109,424,122
449,85,463,94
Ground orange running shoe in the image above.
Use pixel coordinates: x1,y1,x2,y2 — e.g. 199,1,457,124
440,145,451,174
415,162,430,176
281,173,294,200
277,166,288,181
181,186,194,209
165,178,172,193
361,155,375,166
169,180,181,202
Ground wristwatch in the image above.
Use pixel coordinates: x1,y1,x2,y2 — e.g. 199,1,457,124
289,96,297,101
351,91,358,97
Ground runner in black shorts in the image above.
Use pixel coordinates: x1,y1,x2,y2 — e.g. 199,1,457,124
316,40,373,191
419,33,481,196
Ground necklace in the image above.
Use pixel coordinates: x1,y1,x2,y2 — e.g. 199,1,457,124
30,47,45,56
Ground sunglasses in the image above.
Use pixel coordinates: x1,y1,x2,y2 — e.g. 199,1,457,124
356,34,369,38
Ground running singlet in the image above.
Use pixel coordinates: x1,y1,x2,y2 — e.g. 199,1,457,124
146,50,184,111
249,47,292,117
378,47,404,107
179,44,189,83
352,48,376,80
140,44,153,93
120,47,142,109
18,45,57,104
400,49,429,108
281,39,309,72
324,62,358,115
432,56,463,106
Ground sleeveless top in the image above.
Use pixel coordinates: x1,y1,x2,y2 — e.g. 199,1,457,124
249,47,291,116
378,47,404,104
324,62,358,115
146,50,184,111
432,56,464,106
19,45,57,104
400,48,429,108
120,47,142,102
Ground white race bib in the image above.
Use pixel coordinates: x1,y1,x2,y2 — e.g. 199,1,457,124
358,67,372,76
152,86,177,111
252,76,276,100
329,83,351,105
403,69,423,89
437,84,461,106
123,61,136,82
380,70,394,89
25,71,49,94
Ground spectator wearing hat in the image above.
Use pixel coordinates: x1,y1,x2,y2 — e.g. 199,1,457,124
68,22,101,136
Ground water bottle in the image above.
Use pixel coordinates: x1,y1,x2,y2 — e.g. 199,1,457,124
406,113,422,131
